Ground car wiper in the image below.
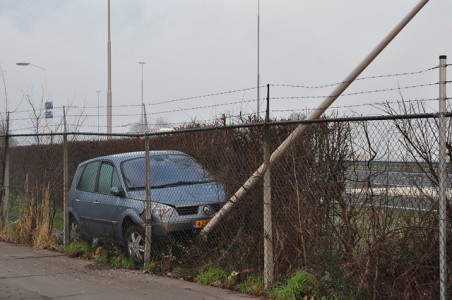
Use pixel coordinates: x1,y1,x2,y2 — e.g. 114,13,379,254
152,180,214,189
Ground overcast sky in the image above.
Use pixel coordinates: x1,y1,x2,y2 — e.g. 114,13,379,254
0,0,451,133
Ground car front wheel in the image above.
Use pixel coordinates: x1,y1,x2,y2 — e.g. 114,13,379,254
125,225,145,264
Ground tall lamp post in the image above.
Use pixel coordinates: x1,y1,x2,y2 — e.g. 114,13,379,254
107,0,112,135
257,0,260,119
139,62,146,130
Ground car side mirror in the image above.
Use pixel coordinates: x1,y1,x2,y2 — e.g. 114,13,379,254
110,186,123,197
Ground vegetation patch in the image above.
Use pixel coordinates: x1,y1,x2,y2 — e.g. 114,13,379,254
195,264,227,286
110,253,136,269
142,260,159,274
272,270,320,300
64,241,92,258
236,275,265,295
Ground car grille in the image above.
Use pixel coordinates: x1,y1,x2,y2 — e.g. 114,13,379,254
176,206,199,216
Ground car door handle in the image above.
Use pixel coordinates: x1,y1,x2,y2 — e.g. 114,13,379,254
75,198,81,202
93,200,99,204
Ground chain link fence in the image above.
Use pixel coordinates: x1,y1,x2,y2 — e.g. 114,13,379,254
0,113,450,298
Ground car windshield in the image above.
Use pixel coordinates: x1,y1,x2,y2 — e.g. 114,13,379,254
121,154,212,190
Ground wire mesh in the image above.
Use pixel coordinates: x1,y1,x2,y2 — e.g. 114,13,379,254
0,114,450,298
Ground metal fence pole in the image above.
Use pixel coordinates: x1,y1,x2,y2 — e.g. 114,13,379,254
63,107,69,246
144,128,152,264
263,84,274,288
438,55,448,300
1,113,10,226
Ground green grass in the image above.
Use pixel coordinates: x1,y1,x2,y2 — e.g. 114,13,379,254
236,275,265,295
272,270,320,300
64,241,92,258
94,248,110,264
52,208,64,231
142,260,159,274
195,265,227,286
110,253,136,269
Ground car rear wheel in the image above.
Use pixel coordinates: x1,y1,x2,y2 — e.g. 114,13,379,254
125,225,145,264
69,217,81,243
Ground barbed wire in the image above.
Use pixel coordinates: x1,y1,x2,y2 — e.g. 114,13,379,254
9,80,444,121
9,95,450,126
271,82,444,101
270,65,440,89
9,96,450,134
8,64,448,116
6,63,450,133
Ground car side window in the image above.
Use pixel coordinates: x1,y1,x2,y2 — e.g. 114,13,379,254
78,161,100,192
98,162,121,195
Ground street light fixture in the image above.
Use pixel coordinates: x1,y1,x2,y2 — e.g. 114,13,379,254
16,62,51,142
16,62,48,101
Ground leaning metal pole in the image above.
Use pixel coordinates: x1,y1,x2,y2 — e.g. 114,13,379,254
438,55,447,300
202,0,430,236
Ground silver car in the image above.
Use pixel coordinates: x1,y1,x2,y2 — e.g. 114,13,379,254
68,151,226,262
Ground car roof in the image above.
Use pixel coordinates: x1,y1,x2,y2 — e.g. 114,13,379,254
79,150,188,165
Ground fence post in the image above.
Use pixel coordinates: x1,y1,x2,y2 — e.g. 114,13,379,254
263,84,274,288
1,113,10,227
144,111,152,264
63,107,69,246
438,55,448,300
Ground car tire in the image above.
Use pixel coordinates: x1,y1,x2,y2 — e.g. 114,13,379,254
69,217,81,243
124,225,145,264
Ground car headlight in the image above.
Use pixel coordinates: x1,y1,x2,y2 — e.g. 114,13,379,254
151,202,177,219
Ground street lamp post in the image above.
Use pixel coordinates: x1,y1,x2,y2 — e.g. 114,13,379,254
257,0,260,119
16,62,48,102
107,0,112,136
16,62,50,142
139,62,146,129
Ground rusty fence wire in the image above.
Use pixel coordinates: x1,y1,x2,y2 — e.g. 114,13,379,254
0,113,450,299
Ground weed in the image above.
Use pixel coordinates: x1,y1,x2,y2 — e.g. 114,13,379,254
64,241,92,258
168,266,194,280
94,248,110,264
142,260,158,273
236,275,265,295
195,264,227,286
1,184,58,250
272,269,320,300
110,253,136,269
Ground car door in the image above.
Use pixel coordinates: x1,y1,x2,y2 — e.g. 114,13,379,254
73,160,101,238
94,161,125,241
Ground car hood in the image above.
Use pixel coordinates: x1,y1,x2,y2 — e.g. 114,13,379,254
127,181,226,207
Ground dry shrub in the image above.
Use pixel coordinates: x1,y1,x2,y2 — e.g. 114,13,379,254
6,177,57,250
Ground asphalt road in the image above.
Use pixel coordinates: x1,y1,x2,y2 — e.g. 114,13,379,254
0,241,257,300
